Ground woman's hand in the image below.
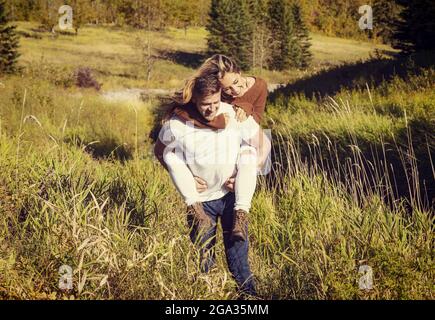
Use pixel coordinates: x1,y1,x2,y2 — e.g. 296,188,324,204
234,107,248,122
224,177,236,192
194,176,208,193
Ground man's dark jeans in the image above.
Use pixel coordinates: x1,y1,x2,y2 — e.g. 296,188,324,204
187,192,257,296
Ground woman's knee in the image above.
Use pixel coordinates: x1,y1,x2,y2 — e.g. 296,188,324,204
238,147,257,168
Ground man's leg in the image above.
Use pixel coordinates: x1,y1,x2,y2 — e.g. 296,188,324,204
188,198,221,273
221,192,257,296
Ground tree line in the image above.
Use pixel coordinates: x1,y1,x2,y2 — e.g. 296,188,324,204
1,0,434,75
3,0,426,47
5,0,211,32
1,0,403,43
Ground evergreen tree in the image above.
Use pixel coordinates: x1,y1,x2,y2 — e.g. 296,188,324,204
230,0,253,70
267,0,285,70
207,0,231,56
0,0,20,74
206,0,253,70
393,0,435,54
372,0,402,44
248,0,271,70
291,3,312,69
267,0,297,70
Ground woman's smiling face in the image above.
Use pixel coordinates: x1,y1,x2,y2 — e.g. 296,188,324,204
219,72,245,98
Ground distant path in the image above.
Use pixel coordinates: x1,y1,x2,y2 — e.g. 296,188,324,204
100,84,284,102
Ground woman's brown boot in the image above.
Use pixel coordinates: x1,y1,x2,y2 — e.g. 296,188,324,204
231,209,248,241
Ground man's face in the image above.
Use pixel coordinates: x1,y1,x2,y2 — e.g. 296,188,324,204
193,90,221,121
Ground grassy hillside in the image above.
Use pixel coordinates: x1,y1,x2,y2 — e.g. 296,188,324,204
15,22,395,90
0,23,433,300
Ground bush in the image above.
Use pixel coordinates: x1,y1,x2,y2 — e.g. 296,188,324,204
75,67,102,91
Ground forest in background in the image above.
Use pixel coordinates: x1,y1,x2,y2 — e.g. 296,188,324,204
4,0,402,43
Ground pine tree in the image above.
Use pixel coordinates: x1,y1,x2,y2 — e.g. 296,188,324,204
207,0,230,56
267,0,297,70
393,0,435,54
207,0,253,70
267,0,284,70
291,3,312,69
372,0,402,44
248,0,271,70
230,0,253,70
0,0,20,74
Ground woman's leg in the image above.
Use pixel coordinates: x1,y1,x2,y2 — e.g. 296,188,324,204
163,150,201,205
234,145,258,212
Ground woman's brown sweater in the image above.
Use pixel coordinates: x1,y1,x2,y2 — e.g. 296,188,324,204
229,77,268,125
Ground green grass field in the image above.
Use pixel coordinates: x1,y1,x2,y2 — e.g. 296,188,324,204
0,23,433,300
15,22,395,90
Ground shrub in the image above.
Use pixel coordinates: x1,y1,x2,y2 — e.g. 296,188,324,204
75,67,101,91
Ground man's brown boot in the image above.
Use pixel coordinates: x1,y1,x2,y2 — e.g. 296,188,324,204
187,202,214,230
231,209,248,241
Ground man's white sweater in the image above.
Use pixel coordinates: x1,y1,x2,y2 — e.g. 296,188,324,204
158,102,260,202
